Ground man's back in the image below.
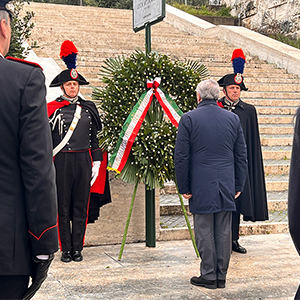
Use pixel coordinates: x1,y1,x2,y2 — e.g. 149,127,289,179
175,99,247,214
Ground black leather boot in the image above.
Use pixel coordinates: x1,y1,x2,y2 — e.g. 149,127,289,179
232,240,247,254
61,251,72,263
72,250,83,262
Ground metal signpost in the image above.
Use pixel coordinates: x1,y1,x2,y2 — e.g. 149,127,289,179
133,0,165,53
133,0,165,247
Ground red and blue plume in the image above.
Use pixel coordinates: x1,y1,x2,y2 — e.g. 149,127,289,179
231,48,246,74
60,40,78,69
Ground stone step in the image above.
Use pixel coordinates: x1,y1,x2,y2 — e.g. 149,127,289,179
208,66,289,75
49,63,293,79
212,71,299,79
245,99,300,107
264,159,289,175
204,61,279,69
159,191,288,216
259,124,294,135
256,106,297,115
79,85,300,100
161,174,289,195
260,134,293,146
77,56,277,69
258,115,293,124
261,146,291,160
246,84,300,93
244,92,300,99
159,210,288,239
265,174,289,191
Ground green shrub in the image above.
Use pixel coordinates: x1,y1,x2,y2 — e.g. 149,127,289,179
170,2,232,17
7,0,35,58
269,33,300,50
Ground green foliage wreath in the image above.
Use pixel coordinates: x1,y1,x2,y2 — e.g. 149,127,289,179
92,49,209,190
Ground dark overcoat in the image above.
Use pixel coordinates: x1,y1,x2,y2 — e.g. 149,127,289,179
217,97,268,221
0,57,58,275
288,107,300,298
175,100,248,214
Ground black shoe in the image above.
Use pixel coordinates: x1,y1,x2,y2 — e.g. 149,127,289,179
61,251,72,263
190,276,217,289
232,240,247,254
72,250,83,262
217,279,226,288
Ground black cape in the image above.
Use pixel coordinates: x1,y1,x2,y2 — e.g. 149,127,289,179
288,108,300,281
48,96,102,131
218,97,268,221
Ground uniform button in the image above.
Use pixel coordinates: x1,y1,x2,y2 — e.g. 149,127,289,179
68,148,71,150
89,133,91,136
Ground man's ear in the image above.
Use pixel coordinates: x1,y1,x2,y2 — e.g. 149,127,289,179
0,19,8,38
197,93,201,103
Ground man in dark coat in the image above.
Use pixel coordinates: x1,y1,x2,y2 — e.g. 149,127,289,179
288,107,300,299
0,3,58,299
175,79,248,289
218,61,268,254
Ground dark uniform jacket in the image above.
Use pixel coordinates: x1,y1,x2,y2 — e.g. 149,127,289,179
217,96,268,221
288,107,300,298
289,107,300,254
48,96,103,161
0,57,58,275
175,100,248,214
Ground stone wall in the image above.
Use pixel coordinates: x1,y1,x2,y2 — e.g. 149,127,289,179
85,173,160,246
222,0,300,38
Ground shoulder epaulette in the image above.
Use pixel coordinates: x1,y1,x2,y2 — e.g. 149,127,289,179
6,56,43,70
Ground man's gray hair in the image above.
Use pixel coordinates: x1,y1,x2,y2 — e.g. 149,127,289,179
0,10,9,23
196,79,220,101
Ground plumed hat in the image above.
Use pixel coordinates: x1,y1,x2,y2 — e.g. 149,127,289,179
217,48,248,91
50,40,89,87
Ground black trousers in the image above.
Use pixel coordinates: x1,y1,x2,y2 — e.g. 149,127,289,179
54,151,92,252
0,275,29,299
232,210,240,241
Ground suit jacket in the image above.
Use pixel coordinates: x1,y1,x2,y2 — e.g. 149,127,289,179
175,99,248,214
0,57,58,275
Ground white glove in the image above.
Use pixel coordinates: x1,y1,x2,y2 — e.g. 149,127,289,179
91,161,101,186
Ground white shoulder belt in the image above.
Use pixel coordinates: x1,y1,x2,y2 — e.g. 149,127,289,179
53,104,82,157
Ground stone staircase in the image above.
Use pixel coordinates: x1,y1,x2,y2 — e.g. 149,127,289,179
25,2,299,239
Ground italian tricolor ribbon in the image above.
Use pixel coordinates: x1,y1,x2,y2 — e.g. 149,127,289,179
108,77,183,173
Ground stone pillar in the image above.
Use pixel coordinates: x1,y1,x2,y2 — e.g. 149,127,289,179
85,173,160,246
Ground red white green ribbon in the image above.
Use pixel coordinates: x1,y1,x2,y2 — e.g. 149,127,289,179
108,77,183,173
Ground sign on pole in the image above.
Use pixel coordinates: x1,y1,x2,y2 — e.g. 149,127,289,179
133,0,166,32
